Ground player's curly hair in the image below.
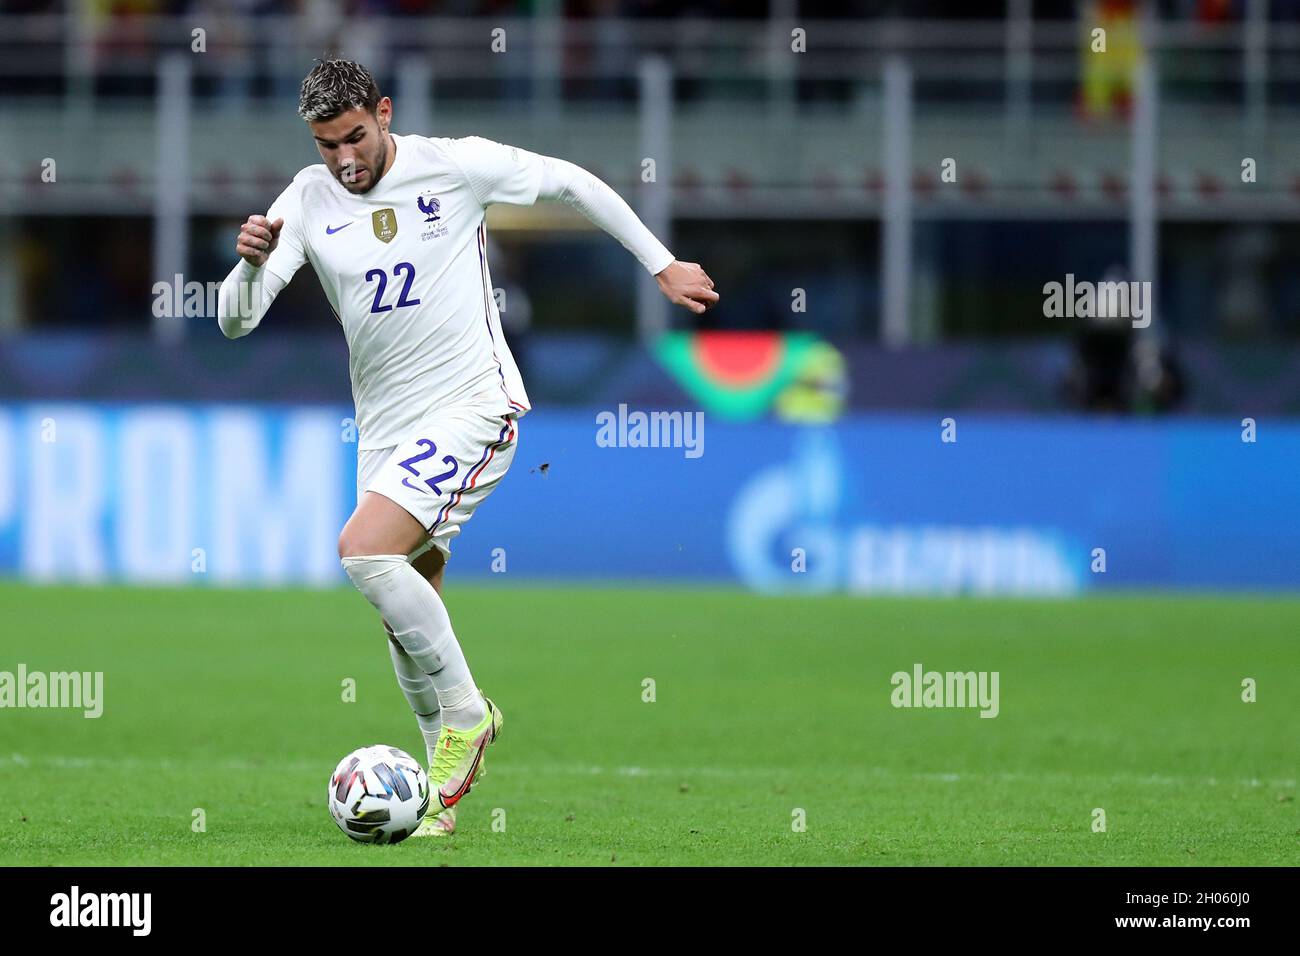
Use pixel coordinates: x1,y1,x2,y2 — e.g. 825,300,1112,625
298,59,381,123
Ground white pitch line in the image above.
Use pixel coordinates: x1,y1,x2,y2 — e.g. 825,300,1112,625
1,753,1293,790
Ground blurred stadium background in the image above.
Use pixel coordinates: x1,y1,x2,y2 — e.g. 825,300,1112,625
1,0,1298,593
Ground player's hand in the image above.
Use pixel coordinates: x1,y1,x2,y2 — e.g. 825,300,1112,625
235,214,284,268
655,260,719,315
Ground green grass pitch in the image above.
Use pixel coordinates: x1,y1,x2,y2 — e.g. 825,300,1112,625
0,582,1295,866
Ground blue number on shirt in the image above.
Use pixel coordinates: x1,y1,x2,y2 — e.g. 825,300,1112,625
398,438,460,495
365,263,421,315
393,262,422,308
365,268,391,314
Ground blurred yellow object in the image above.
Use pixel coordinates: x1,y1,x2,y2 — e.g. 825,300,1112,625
1082,0,1141,119
774,341,848,424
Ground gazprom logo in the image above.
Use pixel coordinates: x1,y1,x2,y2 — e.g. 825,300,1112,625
726,430,1080,596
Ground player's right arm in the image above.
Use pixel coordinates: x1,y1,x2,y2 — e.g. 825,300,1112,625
217,184,308,338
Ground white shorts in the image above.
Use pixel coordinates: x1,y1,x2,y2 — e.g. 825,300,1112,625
356,406,520,562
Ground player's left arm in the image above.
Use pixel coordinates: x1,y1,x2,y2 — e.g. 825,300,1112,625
450,137,717,315
535,156,718,315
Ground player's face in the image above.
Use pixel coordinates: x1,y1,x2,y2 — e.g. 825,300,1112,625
309,99,393,194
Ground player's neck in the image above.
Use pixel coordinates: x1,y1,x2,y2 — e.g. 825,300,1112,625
372,132,398,189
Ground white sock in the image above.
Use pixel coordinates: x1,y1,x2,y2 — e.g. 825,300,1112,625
418,719,443,770
343,554,486,731
386,630,442,765
435,677,485,732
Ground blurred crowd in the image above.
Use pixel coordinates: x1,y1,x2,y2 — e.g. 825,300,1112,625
3,1,1300,21
5,1,778,17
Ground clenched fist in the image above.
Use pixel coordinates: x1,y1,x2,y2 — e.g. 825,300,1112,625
236,214,284,268
655,260,719,315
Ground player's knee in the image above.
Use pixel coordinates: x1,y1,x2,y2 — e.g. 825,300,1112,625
338,527,387,560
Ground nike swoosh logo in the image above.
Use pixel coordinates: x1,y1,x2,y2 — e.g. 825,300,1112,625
325,222,354,235
439,735,489,807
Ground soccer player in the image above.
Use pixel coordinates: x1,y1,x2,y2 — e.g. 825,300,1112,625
216,59,717,837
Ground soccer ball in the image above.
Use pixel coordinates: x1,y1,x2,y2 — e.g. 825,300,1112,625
328,745,429,844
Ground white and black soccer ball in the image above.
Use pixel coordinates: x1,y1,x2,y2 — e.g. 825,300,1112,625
328,745,429,844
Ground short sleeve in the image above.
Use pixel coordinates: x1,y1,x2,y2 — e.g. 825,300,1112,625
262,179,309,285
445,136,544,208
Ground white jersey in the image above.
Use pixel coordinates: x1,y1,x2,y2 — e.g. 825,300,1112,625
261,134,539,450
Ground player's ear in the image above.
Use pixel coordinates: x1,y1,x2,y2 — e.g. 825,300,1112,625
376,96,393,133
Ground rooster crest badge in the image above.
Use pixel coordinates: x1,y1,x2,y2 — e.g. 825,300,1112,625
417,193,441,223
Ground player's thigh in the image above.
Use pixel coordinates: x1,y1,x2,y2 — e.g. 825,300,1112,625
411,546,446,594
338,490,430,558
